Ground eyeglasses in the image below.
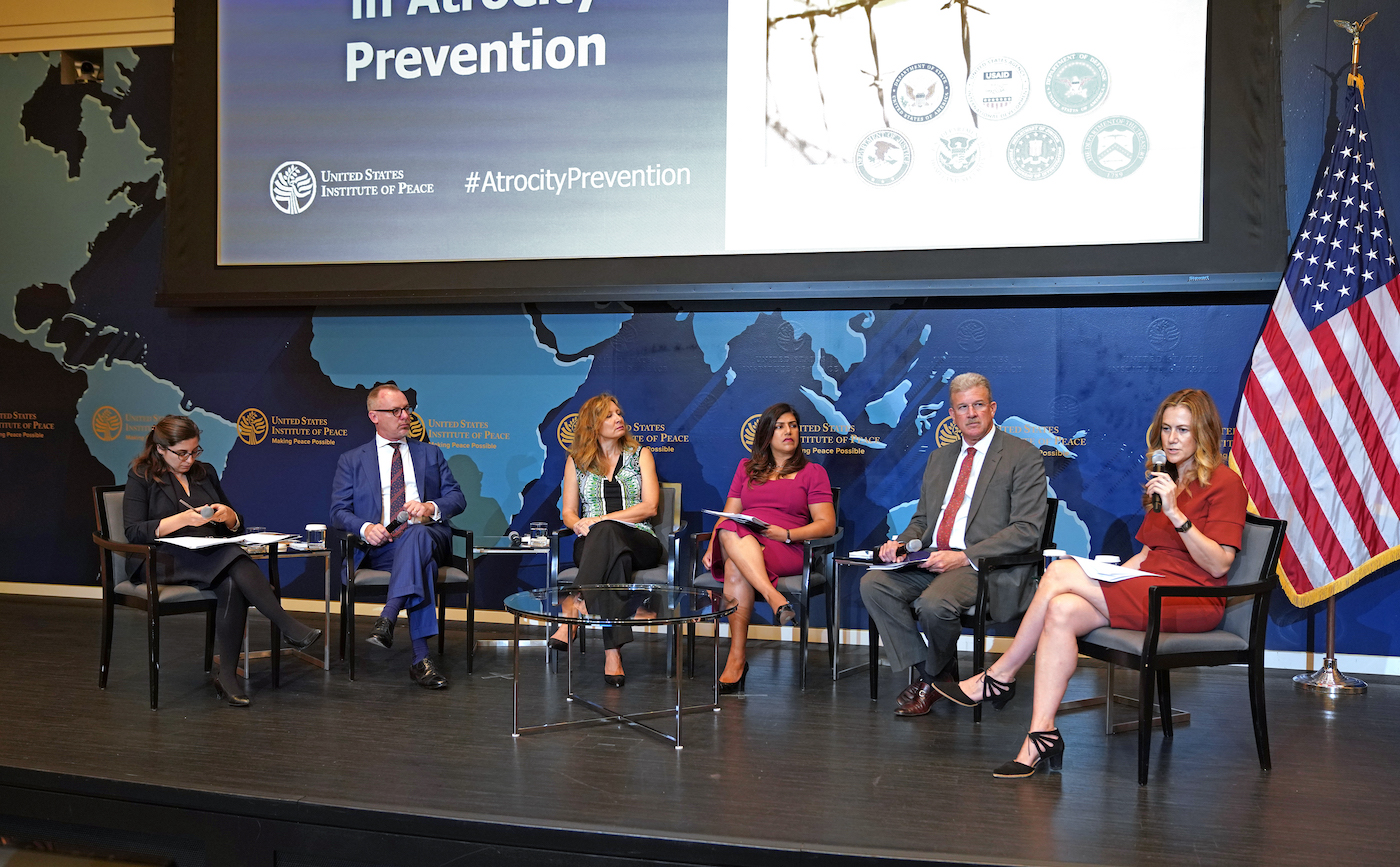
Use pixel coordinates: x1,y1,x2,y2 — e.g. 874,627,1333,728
163,446,204,459
371,405,416,418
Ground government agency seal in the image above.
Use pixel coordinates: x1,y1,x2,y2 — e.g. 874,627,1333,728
1045,53,1109,114
965,57,1029,121
1083,116,1149,178
1006,124,1065,180
856,129,913,186
936,127,982,181
892,63,950,122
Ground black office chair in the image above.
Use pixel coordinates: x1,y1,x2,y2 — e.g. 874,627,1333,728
1076,513,1286,784
687,488,844,688
339,525,475,680
92,484,285,709
869,496,1058,723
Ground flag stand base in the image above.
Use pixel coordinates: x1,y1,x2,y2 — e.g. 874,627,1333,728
1293,598,1366,694
1293,658,1367,694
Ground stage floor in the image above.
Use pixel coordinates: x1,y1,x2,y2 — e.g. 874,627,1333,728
0,595,1394,867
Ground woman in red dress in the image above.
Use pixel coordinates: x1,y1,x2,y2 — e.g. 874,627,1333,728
703,403,836,693
934,388,1247,777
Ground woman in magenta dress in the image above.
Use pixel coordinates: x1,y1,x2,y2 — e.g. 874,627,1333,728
933,388,1247,777
703,403,836,693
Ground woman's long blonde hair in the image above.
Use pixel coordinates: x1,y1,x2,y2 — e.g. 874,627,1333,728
1143,388,1224,505
569,393,641,476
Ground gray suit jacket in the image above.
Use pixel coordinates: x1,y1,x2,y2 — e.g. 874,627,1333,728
897,428,1048,622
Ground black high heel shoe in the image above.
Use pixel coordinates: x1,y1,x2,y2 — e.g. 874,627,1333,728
213,678,250,707
932,671,1016,710
286,628,322,651
992,729,1064,778
604,672,626,688
718,661,749,695
547,624,578,652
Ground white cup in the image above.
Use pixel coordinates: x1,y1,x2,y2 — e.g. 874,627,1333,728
1095,554,1122,566
305,523,327,550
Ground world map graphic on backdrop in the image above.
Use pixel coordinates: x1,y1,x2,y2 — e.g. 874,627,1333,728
1,47,1271,625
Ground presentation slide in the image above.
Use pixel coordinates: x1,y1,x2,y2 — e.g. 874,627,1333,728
217,0,1207,267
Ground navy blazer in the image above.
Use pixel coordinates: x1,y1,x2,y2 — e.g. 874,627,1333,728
329,438,466,562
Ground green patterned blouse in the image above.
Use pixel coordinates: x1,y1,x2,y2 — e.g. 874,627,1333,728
574,446,654,536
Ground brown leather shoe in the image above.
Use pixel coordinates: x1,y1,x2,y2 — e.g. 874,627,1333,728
894,681,940,716
895,679,926,707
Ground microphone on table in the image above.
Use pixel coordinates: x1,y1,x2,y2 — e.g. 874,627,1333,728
895,538,924,556
507,530,521,548
1150,449,1166,512
384,510,412,533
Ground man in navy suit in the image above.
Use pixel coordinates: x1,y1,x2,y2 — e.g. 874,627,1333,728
331,384,466,689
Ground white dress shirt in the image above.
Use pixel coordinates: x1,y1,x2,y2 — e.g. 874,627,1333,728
359,434,439,539
932,425,996,554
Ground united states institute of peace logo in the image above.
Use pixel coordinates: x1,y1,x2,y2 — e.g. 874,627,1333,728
1006,124,1065,180
856,129,912,186
740,414,762,451
935,416,962,448
557,413,579,449
91,405,122,442
237,408,268,445
409,412,428,441
1045,53,1109,115
270,160,317,215
892,63,950,123
1083,116,1149,179
965,57,1029,121
936,128,982,181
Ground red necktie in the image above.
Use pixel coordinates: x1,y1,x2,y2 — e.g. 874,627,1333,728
935,447,976,550
389,442,407,538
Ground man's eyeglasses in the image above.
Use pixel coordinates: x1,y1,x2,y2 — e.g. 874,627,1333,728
163,446,204,459
371,405,416,418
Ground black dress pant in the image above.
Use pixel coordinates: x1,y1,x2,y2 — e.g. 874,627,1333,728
573,521,663,650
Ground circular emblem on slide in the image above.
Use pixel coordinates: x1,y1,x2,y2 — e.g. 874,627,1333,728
1049,394,1082,424
740,414,762,451
965,56,1029,121
409,412,428,442
935,416,962,448
91,405,122,442
1006,124,1065,180
855,129,913,186
1147,317,1181,352
1083,116,1149,179
936,128,983,181
237,408,268,445
557,413,579,449
1045,53,1109,115
892,63,950,122
956,320,988,352
269,160,317,215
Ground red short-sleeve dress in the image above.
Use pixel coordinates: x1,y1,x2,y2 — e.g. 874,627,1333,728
713,460,834,583
1100,463,1248,632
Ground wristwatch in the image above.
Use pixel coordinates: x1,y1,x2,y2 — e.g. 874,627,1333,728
1174,519,1193,534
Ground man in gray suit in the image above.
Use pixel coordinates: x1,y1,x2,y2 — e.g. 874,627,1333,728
860,372,1047,716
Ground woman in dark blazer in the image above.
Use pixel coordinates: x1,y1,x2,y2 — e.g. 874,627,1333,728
124,415,321,706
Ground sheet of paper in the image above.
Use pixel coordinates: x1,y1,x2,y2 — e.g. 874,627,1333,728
159,532,295,550
1071,555,1159,583
702,509,771,530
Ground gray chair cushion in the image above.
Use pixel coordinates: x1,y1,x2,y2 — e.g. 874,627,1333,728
557,566,580,584
1082,625,1248,655
775,570,827,595
114,581,218,604
692,571,722,590
348,568,393,586
438,565,470,585
631,564,669,583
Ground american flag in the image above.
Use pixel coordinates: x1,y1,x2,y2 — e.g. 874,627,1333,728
1231,85,1400,607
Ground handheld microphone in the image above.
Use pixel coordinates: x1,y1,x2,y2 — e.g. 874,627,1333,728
895,538,924,556
384,510,411,533
1150,450,1166,512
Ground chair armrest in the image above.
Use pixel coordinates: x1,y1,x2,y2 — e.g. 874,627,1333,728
690,530,713,545
976,550,1042,572
801,527,844,551
91,534,156,557
1148,580,1275,601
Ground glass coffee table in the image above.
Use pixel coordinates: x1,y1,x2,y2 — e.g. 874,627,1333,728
503,584,735,749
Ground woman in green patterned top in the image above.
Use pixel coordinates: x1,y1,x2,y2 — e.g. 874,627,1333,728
557,393,662,686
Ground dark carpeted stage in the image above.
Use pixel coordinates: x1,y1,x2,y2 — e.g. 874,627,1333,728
0,595,1393,867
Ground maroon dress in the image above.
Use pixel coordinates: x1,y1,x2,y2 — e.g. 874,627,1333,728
1101,464,1248,632
713,460,833,583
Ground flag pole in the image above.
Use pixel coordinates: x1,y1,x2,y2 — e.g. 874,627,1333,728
1291,13,1378,696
